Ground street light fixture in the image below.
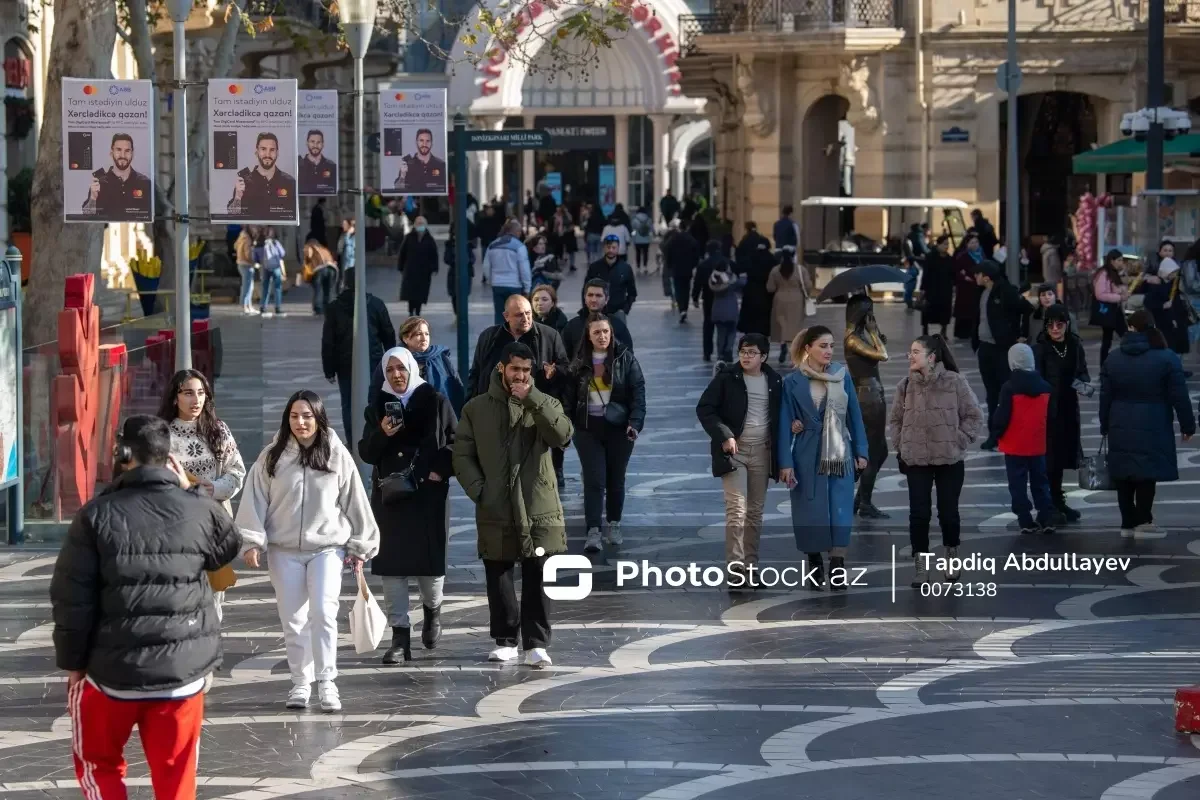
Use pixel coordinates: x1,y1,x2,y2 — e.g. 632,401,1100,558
168,0,192,370
339,0,378,465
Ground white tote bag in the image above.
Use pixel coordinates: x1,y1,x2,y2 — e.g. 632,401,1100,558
349,570,387,654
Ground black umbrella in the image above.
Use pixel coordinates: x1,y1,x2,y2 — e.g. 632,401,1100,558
816,265,910,303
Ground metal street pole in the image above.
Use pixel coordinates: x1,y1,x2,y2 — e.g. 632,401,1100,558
169,1,192,369
1005,0,1020,285
453,115,469,380
1147,0,1165,191
341,1,377,466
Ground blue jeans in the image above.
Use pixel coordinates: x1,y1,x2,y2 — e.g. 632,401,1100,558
903,266,919,305
1004,454,1054,526
492,285,522,325
260,267,283,312
586,233,602,262
311,266,336,313
715,321,737,361
237,263,256,307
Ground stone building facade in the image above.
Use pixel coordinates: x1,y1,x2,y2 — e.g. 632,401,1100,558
679,0,1196,246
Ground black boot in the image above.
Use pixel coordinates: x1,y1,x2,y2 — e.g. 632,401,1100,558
829,556,848,592
421,604,442,649
778,343,787,364
383,626,411,664
805,553,825,591
1055,500,1081,523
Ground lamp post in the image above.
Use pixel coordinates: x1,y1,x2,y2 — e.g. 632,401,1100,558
339,0,378,465
1003,0,1021,286
167,0,192,370
1146,0,1165,191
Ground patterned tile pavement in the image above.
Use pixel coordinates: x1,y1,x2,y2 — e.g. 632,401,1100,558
2,254,1200,798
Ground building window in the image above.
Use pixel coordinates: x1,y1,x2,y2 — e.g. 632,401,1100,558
627,115,654,209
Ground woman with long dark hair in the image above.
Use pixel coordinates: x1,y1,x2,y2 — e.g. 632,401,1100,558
1100,310,1195,538
778,326,869,591
236,390,379,712
887,334,983,586
565,313,646,552
1034,304,1090,522
359,348,456,664
158,369,246,619
1091,248,1129,367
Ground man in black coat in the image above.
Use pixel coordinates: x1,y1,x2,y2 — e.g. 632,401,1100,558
971,259,1033,449
663,223,702,323
322,267,398,440
660,190,680,225
51,415,240,799
466,294,569,400
693,242,730,362
971,208,999,258
585,235,638,318
562,279,634,359
695,333,782,590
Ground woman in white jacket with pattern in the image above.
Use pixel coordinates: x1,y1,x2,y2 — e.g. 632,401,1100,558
236,389,379,712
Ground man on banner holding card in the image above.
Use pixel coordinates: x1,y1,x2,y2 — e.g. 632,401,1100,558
298,129,338,195
227,132,297,219
83,133,152,219
394,128,445,193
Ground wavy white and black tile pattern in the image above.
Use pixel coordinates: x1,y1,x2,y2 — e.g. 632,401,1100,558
3,261,1200,798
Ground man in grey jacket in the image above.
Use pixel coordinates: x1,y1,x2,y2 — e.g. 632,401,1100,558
484,219,531,325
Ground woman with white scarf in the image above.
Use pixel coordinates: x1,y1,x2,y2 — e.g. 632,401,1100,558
777,326,869,592
358,346,458,664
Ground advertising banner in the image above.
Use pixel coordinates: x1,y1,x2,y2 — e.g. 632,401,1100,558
62,78,154,224
598,165,616,218
208,79,299,224
0,258,17,487
379,88,447,196
297,89,339,196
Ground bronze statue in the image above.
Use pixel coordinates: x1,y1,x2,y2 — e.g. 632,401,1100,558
844,294,889,518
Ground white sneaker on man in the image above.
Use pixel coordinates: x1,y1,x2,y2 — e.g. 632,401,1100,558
318,680,341,713
604,521,623,546
583,527,603,552
524,648,552,669
488,645,519,662
285,684,310,709
1134,523,1166,539
1120,528,1136,539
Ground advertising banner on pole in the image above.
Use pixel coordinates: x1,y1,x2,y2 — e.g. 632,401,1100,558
0,258,18,487
297,89,339,196
598,165,616,218
379,88,448,196
208,79,299,225
62,78,154,224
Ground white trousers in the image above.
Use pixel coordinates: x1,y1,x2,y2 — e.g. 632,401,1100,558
267,547,344,686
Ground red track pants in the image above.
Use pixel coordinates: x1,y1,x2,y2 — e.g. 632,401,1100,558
67,679,204,800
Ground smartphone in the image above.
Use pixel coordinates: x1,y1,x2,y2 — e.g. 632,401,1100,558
67,131,93,170
213,131,238,169
383,128,403,157
384,401,404,426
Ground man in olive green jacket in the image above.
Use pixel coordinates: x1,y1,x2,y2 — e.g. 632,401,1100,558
453,341,573,668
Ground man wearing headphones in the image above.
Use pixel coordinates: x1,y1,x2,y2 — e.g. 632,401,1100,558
50,415,242,799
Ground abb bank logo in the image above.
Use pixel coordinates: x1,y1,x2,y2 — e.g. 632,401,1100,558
537,548,593,601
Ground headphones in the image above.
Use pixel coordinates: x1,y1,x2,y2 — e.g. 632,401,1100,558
114,433,133,466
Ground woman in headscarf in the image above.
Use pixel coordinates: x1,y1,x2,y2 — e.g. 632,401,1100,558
778,326,868,592
358,347,457,664
1033,304,1089,523
844,295,889,519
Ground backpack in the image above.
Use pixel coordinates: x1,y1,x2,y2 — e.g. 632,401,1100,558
634,215,651,237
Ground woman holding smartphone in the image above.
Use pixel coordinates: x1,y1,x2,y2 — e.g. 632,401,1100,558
359,347,457,664
236,390,378,712
157,368,246,620
564,313,647,552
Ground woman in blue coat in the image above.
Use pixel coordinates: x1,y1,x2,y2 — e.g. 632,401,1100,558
778,326,869,591
1100,309,1195,536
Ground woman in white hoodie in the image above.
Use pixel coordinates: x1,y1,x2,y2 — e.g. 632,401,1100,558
236,389,379,712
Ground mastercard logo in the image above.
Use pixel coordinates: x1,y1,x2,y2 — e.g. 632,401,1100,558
277,188,288,197
82,85,96,95
432,169,440,176
70,162,79,169
322,170,331,177
228,84,241,95
215,161,225,168
394,92,405,100
132,189,143,198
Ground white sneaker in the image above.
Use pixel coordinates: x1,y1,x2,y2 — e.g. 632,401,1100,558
488,645,519,662
274,311,288,319
583,527,603,552
604,521,623,546
318,680,341,713
524,647,552,668
1134,523,1167,539
1120,528,1136,539
261,311,274,319
285,684,310,709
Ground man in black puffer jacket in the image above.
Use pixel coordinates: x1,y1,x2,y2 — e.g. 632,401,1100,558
51,415,241,799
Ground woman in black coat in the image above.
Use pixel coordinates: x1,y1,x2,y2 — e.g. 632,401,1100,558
398,219,440,316
358,346,457,665
1034,304,1089,523
737,244,776,338
919,234,955,335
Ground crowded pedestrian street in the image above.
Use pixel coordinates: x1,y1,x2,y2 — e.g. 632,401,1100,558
3,261,1200,799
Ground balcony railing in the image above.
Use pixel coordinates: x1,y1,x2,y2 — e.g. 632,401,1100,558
680,0,900,52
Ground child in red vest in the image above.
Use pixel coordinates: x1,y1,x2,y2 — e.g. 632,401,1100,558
990,343,1057,534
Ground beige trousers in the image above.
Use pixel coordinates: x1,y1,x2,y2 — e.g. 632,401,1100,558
721,439,770,566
